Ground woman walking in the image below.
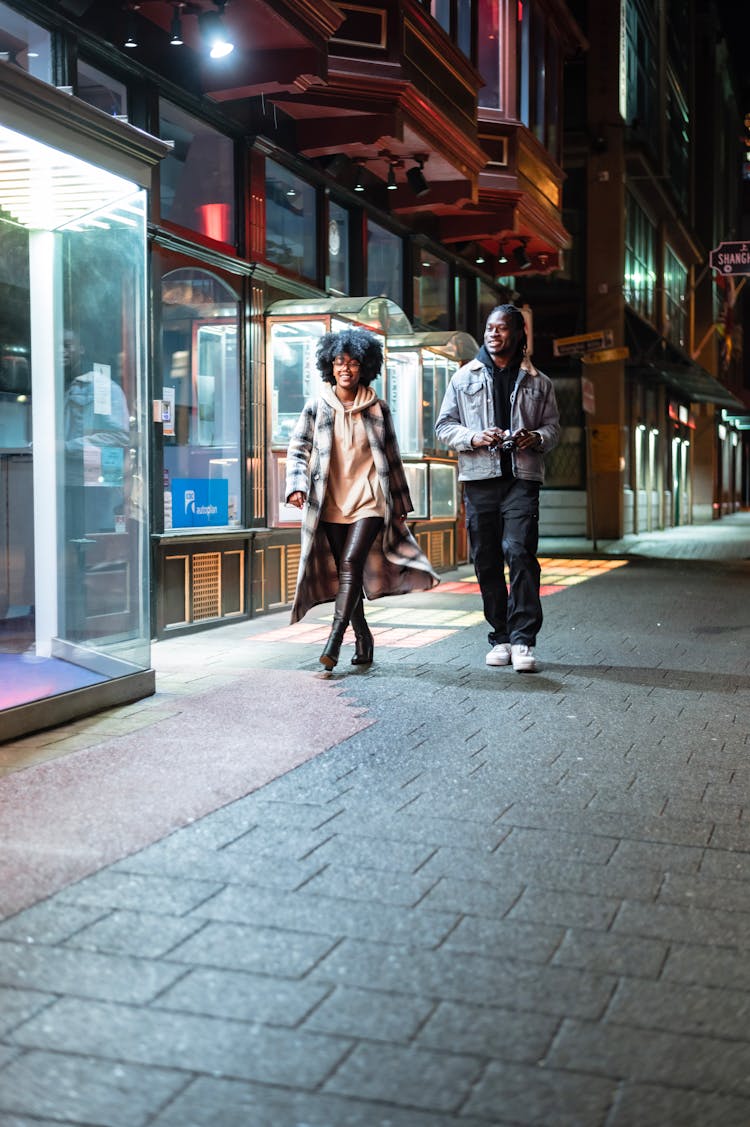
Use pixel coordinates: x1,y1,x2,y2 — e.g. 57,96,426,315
286,327,438,670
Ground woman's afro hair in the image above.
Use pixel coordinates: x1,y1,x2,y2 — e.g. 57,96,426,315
316,327,383,386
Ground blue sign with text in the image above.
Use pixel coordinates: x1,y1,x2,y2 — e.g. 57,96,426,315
172,478,229,527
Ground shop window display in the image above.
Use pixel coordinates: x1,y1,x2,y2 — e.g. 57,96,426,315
0,114,153,716
160,268,241,530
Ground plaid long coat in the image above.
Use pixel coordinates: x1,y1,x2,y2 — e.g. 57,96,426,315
285,394,439,623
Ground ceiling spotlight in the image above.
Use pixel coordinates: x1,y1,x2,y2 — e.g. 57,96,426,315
513,239,532,270
386,162,397,190
406,156,429,197
123,8,138,48
353,163,365,192
170,4,184,45
199,4,234,58
475,248,486,264
498,245,509,265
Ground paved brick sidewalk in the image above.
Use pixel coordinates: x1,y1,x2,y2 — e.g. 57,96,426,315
1,552,750,1126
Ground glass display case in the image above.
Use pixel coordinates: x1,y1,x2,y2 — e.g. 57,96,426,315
266,296,412,525
0,62,166,735
386,330,477,457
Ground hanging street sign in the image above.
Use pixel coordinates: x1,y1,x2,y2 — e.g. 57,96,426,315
709,242,750,275
581,346,630,365
553,329,614,357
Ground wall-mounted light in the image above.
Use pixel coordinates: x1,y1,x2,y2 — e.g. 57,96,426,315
406,155,429,197
170,3,184,45
199,2,234,58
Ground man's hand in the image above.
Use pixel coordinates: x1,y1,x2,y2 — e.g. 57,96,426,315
513,429,542,450
471,428,504,448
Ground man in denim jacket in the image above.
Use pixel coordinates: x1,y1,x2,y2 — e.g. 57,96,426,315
435,304,560,672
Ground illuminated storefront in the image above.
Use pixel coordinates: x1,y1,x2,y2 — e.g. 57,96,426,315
0,66,166,740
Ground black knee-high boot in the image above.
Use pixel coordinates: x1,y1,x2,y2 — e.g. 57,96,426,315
349,595,373,665
319,517,383,671
320,574,359,670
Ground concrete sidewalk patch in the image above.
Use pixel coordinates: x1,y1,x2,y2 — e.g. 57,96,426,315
0,670,371,919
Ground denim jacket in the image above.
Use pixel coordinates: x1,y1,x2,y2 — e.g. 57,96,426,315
435,356,561,482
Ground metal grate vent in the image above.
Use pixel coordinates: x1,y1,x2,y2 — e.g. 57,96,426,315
285,544,301,602
192,552,222,620
428,531,446,570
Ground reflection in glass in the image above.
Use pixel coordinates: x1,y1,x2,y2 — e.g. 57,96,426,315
413,248,450,331
328,201,349,295
159,99,235,244
161,268,241,529
266,160,317,279
269,320,325,446
386,350,421,456
430,462,457,517
76,59,127,117
367,220,403,306
0,2,52,82
403,462,428,518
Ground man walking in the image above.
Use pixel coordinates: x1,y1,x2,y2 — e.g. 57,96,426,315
435,304,560,671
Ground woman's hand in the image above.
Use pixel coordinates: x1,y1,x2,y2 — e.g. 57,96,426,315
288,491,306,509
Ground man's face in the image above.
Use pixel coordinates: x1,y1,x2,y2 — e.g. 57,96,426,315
484,313,522,363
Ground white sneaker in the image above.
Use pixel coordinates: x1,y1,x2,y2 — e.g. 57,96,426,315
485,643,512,667
511,644,537,672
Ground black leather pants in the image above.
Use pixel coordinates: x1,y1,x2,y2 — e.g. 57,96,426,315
320,517,383,667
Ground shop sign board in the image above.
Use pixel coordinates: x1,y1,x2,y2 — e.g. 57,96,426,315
553,330,614,357
709,242,750,275
582,346,630,365
172,478,229,527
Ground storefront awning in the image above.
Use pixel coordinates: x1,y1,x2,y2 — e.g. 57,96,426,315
625,308,744,411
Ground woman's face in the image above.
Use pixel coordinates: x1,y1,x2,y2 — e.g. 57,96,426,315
332,352,362,394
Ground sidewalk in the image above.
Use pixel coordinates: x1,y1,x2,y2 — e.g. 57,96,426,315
0,521,749,1126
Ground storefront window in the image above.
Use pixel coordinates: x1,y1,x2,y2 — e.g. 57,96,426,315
403,462,428,517
266,160,317,279
76,59,127,117
0,116,152,712
159,100,235,245
269,319,326,446
160,268,241,530
0,3,51,83
424,353,456,453
367,220,403,306
413,249,450,331
430,462,458,517
387,350,421,455
328,201,349,295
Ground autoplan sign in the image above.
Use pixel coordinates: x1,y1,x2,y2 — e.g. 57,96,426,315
709,242,750,275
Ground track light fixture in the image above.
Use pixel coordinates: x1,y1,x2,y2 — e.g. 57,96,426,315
386,162,398,190
497,244,509,265
123,6,138,48
199,2,234,58
513,238,532,271
406,155,429,197
353,161,366,192
170,3,184,45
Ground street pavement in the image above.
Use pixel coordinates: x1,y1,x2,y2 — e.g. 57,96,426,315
0,513,749,1126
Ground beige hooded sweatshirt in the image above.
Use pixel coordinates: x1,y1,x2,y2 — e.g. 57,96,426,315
320,382,386,523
